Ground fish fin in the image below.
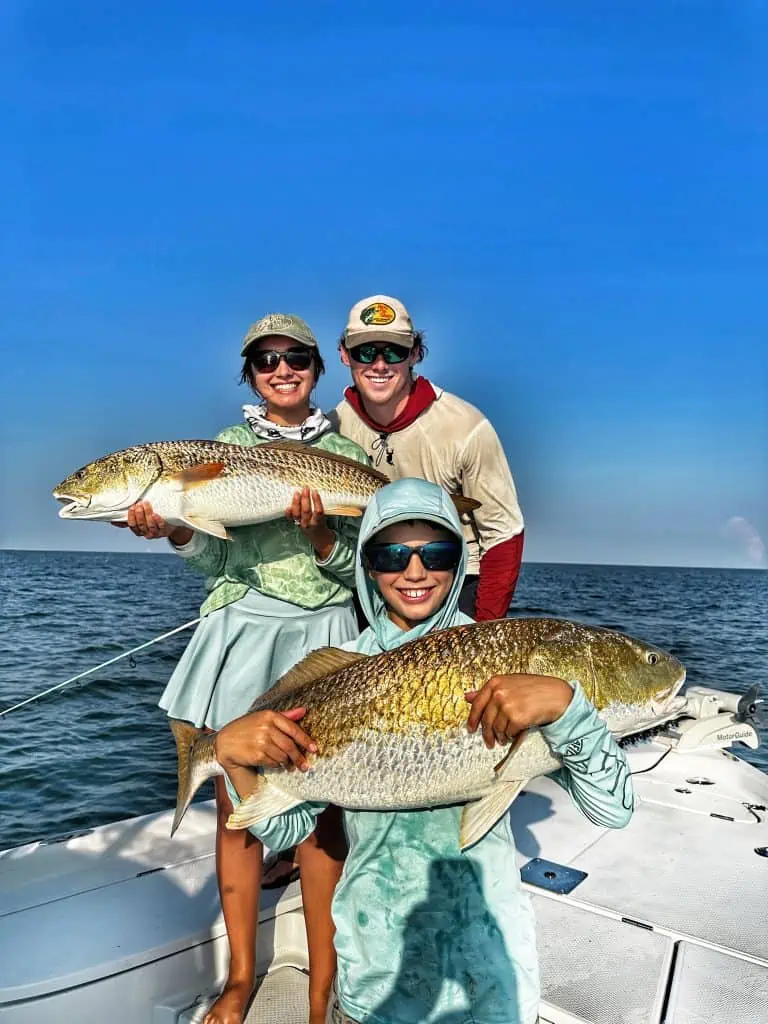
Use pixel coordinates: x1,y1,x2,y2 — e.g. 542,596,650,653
178,515,232,541
175,462,227,488
170,721,223,837
493,729,532,775
252,648,367,708
255,439,391,484
451,494,482,516
323,505,364,517
459,780,527,851
225,776,304,831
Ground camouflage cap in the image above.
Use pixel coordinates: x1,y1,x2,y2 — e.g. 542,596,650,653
240,313,318,356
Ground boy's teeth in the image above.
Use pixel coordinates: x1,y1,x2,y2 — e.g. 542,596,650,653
402,588,429,599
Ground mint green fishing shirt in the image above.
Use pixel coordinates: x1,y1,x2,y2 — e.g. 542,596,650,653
178,423,371,615
231,479,635,1024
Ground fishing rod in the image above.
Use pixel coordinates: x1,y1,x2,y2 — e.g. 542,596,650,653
0,618,200,718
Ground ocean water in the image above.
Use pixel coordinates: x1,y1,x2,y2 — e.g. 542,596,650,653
1,550,766,851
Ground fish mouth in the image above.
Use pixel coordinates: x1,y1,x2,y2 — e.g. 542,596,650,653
649,693,689,724
55,494,90,517
612,669,688,740
653,668,688,705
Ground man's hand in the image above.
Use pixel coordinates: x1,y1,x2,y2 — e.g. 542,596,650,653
465,674,573,748
215,708,318,772
286,487,336,561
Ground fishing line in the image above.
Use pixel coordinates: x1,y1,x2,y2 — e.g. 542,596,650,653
622,717,685,776
0,618,201,718
629,747,672,776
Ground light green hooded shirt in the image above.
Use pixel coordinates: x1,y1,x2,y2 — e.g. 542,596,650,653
233,478,633,1024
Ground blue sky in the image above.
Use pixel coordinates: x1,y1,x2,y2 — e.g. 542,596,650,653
2,1,766,567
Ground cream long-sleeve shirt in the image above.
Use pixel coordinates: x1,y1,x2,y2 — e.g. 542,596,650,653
329,385,524,575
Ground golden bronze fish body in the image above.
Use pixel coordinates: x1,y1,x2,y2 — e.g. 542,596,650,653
257,617,683,742
54,439,479,539
172,618,687,844
53,439,391,538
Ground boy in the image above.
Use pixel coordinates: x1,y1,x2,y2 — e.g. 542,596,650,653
217,479,633,1024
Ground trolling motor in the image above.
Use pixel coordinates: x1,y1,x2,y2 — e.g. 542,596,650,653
661,685,765,753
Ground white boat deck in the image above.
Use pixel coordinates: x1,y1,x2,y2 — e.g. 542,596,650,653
2,738,767,1022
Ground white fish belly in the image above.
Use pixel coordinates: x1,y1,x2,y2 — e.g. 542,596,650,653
264,726,566,811
182,476,369,526
178,475,286,524
264,728,505,810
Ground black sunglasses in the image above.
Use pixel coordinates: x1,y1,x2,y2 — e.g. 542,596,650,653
250,348,314,374
347,342,411,365
363,540,462,574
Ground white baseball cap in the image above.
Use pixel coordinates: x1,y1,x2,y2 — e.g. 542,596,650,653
344,295,416,347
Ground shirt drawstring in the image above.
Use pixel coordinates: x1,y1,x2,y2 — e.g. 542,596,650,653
372,432,394,466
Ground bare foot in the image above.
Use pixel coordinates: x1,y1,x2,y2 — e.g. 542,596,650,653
203,978,254,1024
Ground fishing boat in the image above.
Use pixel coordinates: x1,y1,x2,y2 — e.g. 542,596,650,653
1,683,766,1023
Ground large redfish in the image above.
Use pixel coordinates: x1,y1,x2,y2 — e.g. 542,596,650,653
53,438,480,540
172,617,686,849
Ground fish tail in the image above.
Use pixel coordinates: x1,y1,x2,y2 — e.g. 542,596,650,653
170,719,221,837
451,494,482,516
226,778,303,831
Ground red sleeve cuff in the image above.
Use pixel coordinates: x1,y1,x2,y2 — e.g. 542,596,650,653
474,531,524,621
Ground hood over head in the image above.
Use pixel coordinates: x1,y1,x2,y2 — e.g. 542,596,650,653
355,477,469,652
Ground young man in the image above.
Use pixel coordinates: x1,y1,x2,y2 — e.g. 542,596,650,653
329,294,524,620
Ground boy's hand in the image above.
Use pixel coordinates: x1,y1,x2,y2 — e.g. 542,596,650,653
465,674,573,749
215,708,318,772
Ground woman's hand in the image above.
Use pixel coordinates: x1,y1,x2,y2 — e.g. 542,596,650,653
215,708,318,772
465,674,573,749
286,487,336,561
111,501,194,545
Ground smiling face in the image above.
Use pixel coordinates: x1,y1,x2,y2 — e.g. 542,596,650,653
340,342,420,417
367,520,459,631
248,336,316,425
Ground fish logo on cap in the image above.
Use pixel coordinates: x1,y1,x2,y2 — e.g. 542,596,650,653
360,302,396,326
259,314,294,333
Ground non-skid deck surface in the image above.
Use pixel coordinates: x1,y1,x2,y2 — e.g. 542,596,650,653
246,967,309,1023
182,967,309,1024
666,944,768,1024
516,747,768,964
533,894,673,1024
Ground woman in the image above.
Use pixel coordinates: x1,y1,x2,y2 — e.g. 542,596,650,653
216,478,634,1024
115,312,369,1024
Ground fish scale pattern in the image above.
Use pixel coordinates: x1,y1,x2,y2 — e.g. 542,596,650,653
234,618,685,814
83,438,387,524
59,438,387,526
179,440,388,525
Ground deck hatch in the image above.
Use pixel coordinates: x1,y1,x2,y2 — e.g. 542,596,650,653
520,857,588,894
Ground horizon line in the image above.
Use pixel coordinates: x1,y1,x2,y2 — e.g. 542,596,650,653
0,546,764,573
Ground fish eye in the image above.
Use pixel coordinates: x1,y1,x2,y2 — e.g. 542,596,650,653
646,652,658,665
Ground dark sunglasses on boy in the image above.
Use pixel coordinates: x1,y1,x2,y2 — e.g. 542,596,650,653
347,342,412,365
363,540,462,574
250,348,314,374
